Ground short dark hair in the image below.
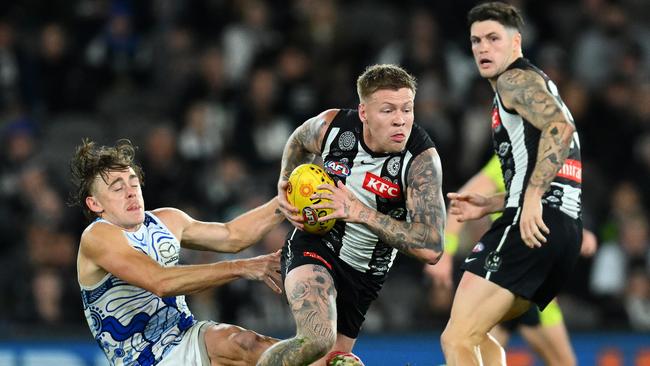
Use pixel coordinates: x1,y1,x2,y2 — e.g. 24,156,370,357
467,2,524,32
356,64,417,102
69,138,144,220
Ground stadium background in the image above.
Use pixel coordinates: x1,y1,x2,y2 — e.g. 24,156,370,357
0,0,648,364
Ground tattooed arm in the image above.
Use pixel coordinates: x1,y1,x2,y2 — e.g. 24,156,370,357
496,68,576,247
317,148,445,264
497,69,575,193
277,109,339,222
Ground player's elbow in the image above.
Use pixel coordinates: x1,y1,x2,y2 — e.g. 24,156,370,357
151,278,176,298
413,247,443,265
425,250,444,265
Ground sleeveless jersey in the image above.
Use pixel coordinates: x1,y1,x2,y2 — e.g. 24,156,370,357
492,58,582,219
80,212,195,366
315,109,435,276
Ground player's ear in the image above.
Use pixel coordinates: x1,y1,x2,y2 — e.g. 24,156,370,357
513,31,522,51
358,103,367,123
86,196,104,215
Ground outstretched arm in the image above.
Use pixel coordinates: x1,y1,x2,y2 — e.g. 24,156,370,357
79,223,282,297
426,163,502,287
317,148,445,264
155,198,283,253
497,69,576,248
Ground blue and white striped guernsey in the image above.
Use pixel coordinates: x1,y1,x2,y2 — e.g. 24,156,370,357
80,212,195,366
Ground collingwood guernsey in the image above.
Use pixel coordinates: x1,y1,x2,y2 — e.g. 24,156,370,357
291,109,434,277
493,58,582,219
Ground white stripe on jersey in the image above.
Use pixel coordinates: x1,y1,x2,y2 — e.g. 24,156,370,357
401,150,414,210
550,182,581,219
496,94,528,208
322,127,340,156
339,147,388,272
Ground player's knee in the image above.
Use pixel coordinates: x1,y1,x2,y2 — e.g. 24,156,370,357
229,329,267,354
554,351,576,366
205,324,272,363
299,333,336,361
441,324,484,351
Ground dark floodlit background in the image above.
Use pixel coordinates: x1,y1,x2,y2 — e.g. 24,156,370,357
0,0,648,364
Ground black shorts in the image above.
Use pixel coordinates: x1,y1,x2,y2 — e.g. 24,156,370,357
281,229,384,339
460,207,582,309
501,304,540,331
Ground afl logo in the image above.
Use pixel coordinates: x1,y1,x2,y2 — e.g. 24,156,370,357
387,157,401,176
338,131,356,151
324,160,351,177
302,207,318,225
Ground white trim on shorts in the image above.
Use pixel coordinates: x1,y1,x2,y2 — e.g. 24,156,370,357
158,321,215,366
485,207,521,281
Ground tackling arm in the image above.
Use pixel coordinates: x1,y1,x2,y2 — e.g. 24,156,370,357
79,223,282,297
159,198,284,253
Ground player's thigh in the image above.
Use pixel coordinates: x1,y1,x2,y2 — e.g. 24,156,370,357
447,271,525,336
203,323,276,365
285,264,337,338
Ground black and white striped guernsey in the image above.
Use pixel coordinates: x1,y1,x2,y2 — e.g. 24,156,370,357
493,57,582,219
316,109,435,277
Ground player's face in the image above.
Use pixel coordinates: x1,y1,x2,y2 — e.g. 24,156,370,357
86,167,145,231
470,20,521,80
359,87,414,153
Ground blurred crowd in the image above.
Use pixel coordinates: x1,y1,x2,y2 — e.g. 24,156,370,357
0,0,648,339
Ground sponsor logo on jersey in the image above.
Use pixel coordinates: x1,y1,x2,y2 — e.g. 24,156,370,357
557,159,582,183
491,106,502,130
303,251,332,269
362,172,401,199
324,160,351,177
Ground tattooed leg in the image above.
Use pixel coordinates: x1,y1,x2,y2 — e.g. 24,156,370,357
257,265,337,366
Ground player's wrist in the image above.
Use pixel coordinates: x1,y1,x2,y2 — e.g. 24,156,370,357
227,260,245,278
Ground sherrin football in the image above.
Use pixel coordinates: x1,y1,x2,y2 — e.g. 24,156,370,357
287,164,336,235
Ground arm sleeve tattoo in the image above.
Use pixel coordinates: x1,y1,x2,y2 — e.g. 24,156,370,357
359,148,445,263
497,69,576,192
280,114,330,183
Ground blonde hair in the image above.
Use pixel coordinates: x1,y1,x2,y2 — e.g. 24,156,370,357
356,64,417,102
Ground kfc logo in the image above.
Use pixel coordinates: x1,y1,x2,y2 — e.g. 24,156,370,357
363,173,401,199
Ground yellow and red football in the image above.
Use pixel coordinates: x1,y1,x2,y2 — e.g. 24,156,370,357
287,164,336,235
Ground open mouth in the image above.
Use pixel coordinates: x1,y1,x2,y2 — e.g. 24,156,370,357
479,58,493,67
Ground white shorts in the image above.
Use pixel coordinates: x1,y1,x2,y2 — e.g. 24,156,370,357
159,321,214,366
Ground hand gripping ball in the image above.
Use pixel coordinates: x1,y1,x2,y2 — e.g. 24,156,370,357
287,164,336,235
